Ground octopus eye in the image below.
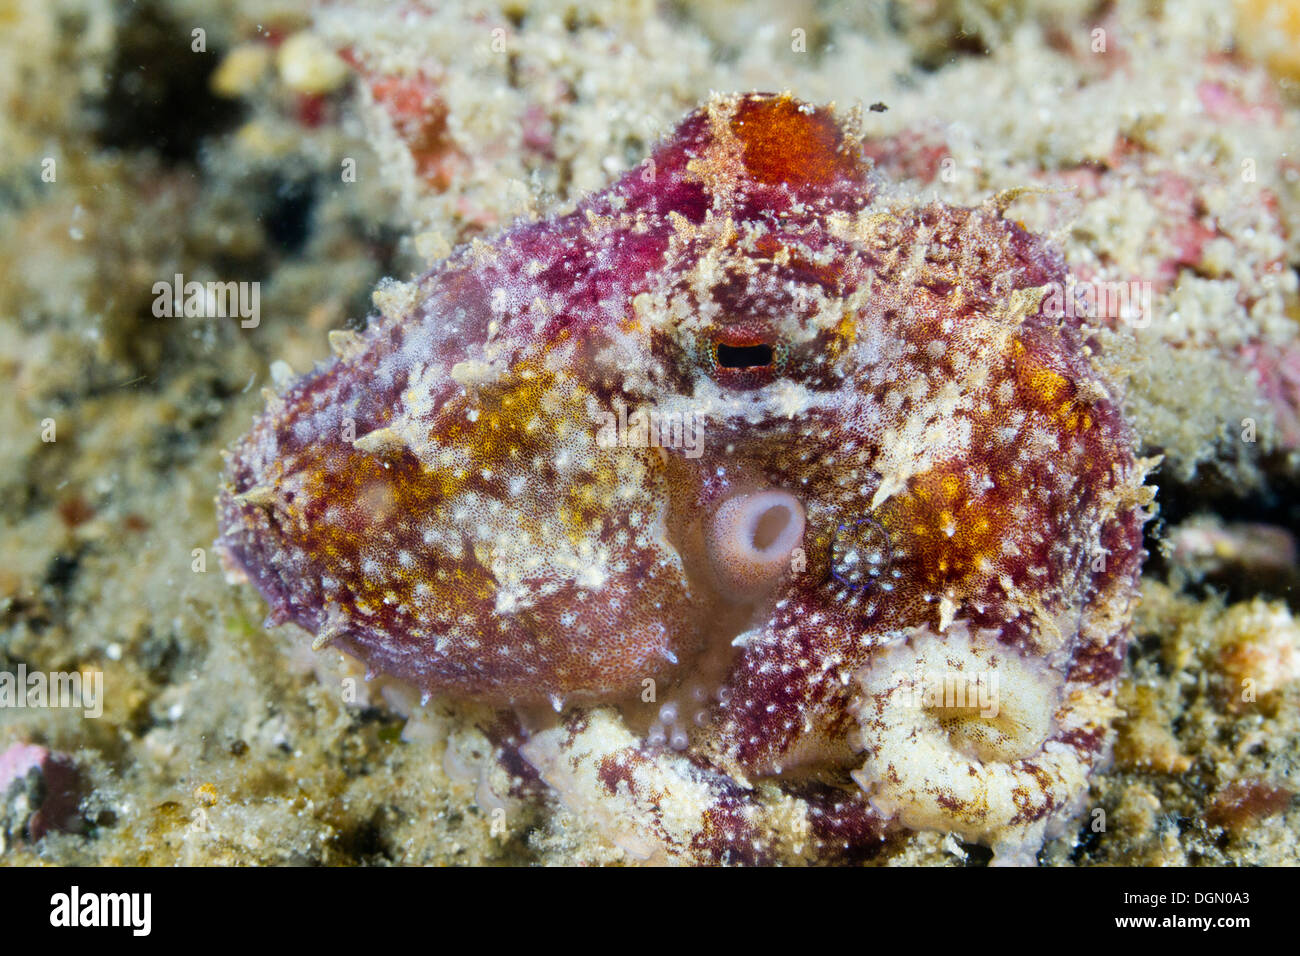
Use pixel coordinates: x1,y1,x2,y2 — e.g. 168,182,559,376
705,489,806,598
703,331,787,388
715,342,774,369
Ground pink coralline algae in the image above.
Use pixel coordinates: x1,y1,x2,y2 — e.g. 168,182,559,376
0,743,84,844
218,93,1155,865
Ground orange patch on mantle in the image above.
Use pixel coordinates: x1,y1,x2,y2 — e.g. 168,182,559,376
729,95,860,188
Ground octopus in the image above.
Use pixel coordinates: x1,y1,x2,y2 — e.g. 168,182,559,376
217,92,1156,865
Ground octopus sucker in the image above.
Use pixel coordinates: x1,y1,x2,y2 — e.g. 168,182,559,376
848,620,1107,864
218,92,1153,865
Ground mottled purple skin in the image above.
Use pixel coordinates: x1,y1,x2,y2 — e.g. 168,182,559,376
219,93,1151,863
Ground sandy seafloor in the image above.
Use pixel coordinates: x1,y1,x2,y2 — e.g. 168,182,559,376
2,0,1299,865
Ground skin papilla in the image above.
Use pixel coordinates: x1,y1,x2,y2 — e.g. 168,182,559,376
217,92,1155,865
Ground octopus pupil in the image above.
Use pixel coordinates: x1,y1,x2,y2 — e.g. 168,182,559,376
716,342,774,368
